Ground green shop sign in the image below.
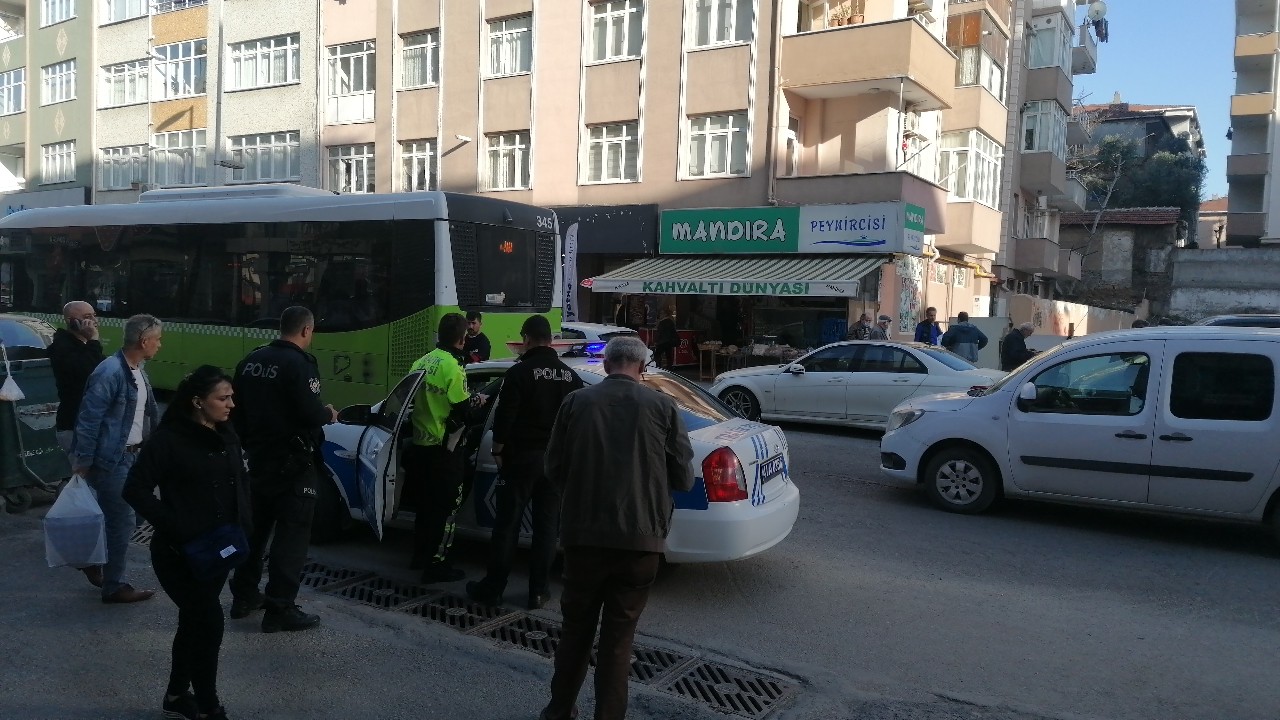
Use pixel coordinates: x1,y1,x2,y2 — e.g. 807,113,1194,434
659,202,926,256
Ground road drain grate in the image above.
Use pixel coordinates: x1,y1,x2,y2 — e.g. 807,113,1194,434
658,660,800,718
403,593,516,631
129,523,153,546
324,576,434,609
299,561,373,590
475,613,562,658
629,643,696,685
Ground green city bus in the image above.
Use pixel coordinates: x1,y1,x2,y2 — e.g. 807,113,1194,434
0,184,561,408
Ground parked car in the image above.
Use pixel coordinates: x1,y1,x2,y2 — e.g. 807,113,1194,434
710,341,1007,431
880,327,1280,538
318,357,799,562
557,322,654,365
1193,314,1280,328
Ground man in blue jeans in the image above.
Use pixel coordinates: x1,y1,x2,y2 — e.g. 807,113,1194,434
72,314,162,604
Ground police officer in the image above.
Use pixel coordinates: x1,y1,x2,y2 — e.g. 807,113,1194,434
228,306,337,633
466,315,582,609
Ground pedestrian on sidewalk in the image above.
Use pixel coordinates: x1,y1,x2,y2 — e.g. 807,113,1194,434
71,314,162,604
914,307,942,345
123,366,248,720
846,313,872,341
653,306,679,370
539,336,694,720
939,312,988,363
869,315,893,341
466,315,583,610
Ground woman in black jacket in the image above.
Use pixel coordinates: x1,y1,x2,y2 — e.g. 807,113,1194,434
123,366,249,720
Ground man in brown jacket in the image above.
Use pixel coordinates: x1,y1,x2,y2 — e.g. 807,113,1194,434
540,336,694,720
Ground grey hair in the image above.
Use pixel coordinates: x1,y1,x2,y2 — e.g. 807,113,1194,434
123,314,162,348
604,336,649,368
1018,322,1035,332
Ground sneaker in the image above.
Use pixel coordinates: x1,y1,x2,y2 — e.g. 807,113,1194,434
161,691,199,720
420,562,465,584
229,593,265,620
261,605,320,634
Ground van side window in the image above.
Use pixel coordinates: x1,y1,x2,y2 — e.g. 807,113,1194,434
1024,353,1150,416
1170,353,1274,421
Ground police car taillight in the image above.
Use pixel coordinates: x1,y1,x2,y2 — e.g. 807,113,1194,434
703,447,748,503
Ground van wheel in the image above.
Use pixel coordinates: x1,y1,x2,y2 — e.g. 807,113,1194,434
310,475,345,544
719,388,760,421
923,447,999,514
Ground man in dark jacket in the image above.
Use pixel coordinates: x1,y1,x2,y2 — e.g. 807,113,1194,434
228,306,337,633
1001,322,1037,371
466,315,583,610
913,306,942,345
49,301,104,456
464,311,492,364
940,312,989,363
539,336,694,720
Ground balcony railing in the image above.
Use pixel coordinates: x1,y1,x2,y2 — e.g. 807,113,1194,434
0,13,23,43
152,0,207,14
1072,23,1097,74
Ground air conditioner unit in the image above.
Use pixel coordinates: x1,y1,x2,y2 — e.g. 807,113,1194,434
903,111,923,137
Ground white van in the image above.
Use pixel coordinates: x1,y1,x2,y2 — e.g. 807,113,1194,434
880,327,1280,537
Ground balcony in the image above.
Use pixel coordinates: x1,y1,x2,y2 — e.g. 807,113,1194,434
781,18,956,111
1031,0,1074,16
1048,174,1087,212
1227,153,1271,179
1020,151,1067,197
1013,235,1060,275
1232,92,1275,119
1025,67,1073,109
1066,115,1092,145
940,201,1002,255
1072,24,1097,75
1048,248,1083,279
1227,211,1266,240
941,86,1007,140
1237,32,1279,58
775,171,947,234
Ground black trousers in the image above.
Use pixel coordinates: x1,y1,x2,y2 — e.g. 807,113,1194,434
545,546,661,720
654,342,677,369
229,467,316,611
476,447,560,598
404,443,467,566
151,539,229,714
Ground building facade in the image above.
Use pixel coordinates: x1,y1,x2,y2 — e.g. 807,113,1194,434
1227,0,1279,246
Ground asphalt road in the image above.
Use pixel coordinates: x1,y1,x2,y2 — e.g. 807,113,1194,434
4,422,1280,719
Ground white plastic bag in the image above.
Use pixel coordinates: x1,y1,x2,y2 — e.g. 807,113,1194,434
0,342,23,402
43,475,107,568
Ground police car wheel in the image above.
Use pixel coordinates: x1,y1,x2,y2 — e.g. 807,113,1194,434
309,477,344,544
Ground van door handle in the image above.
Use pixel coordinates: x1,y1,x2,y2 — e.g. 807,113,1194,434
1159,433,1193,442
1114,431,1148,440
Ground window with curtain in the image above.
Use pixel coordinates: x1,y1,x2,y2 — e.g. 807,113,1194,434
228,34,301,91
591,0,643,62
585,122,639,182
401,139,437,191
1028,19,1070,73
103,0,145,23
153,39,207,100
99,145,147,190
41,60,76,105
937,130,1002,208
686,113,748,177
152,129,207,186
401,31,439,88
488,15,532,76
41,141,75,184
229,132,301,183
0,68,24,116
1022,100,1067,159
486,131,530,190
691,0,753,47
327,143,375,193
100,60,147,107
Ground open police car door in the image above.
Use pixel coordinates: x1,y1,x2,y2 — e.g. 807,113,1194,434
356,371,424,539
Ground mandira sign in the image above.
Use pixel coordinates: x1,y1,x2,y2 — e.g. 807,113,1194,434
659,202,926,256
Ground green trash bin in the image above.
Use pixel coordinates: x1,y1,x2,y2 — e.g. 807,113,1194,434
0,314,69,513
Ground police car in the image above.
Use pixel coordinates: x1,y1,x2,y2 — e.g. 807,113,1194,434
317,357,800,562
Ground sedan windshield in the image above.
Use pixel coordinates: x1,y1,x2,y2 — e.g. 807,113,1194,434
918,347,977,371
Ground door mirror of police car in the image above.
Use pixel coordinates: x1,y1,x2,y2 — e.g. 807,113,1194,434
786,364,806,375
337,404,374,425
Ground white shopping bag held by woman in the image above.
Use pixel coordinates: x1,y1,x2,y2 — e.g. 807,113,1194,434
0,341,24,402
44,475,107,568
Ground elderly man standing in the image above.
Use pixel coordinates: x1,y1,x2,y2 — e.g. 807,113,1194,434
72,314,162,604
1001,322,1037,371
50,301,104,458
868,314,893,341
540,336,694,720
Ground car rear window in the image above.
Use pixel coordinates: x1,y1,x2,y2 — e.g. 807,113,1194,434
640,374,738,430
919,347,976,371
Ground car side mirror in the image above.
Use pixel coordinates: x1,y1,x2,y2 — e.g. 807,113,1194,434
1015,382,1038,411
337,404,374,425
787,364,806,375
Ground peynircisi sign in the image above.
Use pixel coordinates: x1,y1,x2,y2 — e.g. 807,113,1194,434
659,202,926,256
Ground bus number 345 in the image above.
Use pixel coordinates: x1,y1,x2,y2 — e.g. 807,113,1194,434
536,215,555,231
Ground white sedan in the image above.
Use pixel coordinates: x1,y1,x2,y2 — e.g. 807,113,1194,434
317,357,799,563
709,341,1007,431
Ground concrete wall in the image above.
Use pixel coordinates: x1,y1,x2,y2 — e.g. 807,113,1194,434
1168,247,1280,320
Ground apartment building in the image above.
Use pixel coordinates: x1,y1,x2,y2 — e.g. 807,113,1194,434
992,0,1098,310
1227,0,1279,246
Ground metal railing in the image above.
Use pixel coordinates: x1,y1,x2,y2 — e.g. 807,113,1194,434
152,0,207,14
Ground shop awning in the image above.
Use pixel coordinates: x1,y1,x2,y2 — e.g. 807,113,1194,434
585,255,887,297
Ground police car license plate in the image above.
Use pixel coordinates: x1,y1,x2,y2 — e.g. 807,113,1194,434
760,454,785,481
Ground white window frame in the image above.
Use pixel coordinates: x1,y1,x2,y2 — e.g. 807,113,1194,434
41,60,76,106
326,41,376,124
229,131,300,183
151,129,207,187
401,31,439,89
1022,99,1068,160
99,60,147,108
689,0,754,49
152,0,206,14
485,131,531,191
41,141,76,184
591,0,643,63
0,11,25,41
583,122,639,184
0,68,25,116
957,46,1005,103
228,34,301,91
685,112,749,178
41,0,74,27
153,39,207,100
102,0,145,24
938,130,1003,209
327,143,375,194
1028,17,1071,74
487,15,533,77
401,139,437,191
99,145,148,190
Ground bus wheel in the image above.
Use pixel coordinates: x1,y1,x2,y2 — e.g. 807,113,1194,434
310,476,345,544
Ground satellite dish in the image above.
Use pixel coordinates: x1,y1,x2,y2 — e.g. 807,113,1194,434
1087,1,1108,22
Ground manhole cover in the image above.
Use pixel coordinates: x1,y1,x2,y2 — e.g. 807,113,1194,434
659,660,800,719
298,561,373,590
403,593,515,631
129,523,153,546
477,614,562,658
325,576,434,608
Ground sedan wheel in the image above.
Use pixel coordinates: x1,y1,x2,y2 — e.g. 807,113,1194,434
923,447,998,514
719,387,760,421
